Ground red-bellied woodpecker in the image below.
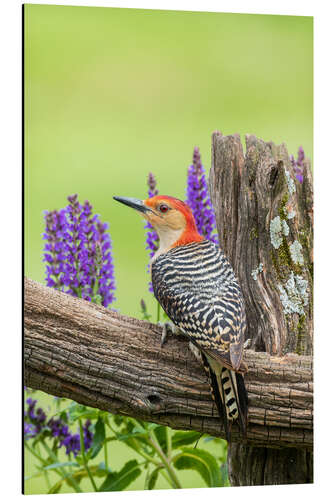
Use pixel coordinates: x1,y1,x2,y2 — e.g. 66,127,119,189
114,194,248,441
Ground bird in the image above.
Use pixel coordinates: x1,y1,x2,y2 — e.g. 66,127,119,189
113,194,248,441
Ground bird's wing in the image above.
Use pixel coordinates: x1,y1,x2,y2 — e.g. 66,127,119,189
152,242,248,438
178,290,246,371
152,252,246,371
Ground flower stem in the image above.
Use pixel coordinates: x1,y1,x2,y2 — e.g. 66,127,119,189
36,442,51,490
105,421,160,467
166,426,172,459
147,430,181,489
24,442,49,467
79,419,98,492
40,441,83,493
105,420,175,489
132,440,174,488
25,442,63,490
104,422,108,467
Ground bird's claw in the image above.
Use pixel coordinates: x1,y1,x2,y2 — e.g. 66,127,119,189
243,338,252,350
158,321,181,347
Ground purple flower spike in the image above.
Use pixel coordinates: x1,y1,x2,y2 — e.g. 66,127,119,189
186,147,218,244
58,420,93,456
24,422,37,439
43,194,116,307
24,397,93,456
48,417,70,440
297,146,305,165
24,398,47,440
291,146,306,183
145,173,159,257
60,433,81,456
95,221,116,307
43,209,68,289
144,173,160,292
83,419,93,450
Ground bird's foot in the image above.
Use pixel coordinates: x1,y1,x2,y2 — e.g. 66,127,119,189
243,338,252,350
188,342,202,363
158,321,183,346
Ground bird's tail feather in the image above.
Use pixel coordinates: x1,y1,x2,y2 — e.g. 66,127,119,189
207,361,248,441
195,349,248,442
200,353,231,441
227,370,248,436
221,368,239,420
235,371,248,434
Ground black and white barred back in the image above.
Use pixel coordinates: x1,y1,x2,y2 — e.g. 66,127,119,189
151,239,248,440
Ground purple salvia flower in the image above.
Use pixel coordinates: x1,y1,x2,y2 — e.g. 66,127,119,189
24,398,47,438
24,422,37,439
63,194,91,297
291,146,305,183
24,397,93,455
186,147,218,244
43,209,68,289
43,194,116,307
48,417,70,440
25,397,46,428
145,173,159,257
60,433,80,456
59,420,93,456
144,173,159,292
95,221,116,307
83,419,93,450
297,146,305,165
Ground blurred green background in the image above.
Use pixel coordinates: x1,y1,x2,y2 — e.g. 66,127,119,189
24,3,313,494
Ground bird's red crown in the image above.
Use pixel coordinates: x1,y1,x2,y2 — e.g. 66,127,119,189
144,195,204,248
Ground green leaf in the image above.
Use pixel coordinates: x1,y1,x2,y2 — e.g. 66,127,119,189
74,454,84,466
94,462,112,477
92,293,103,304
172,431,202,449
117,430,148,441
220,439,228,461
66,402,100,422
203,436,215,443
116,435,153,458
173,448,222,487
70,467,90,484
113,414,126,427
48,480,63,494
146,422,160,431
220,463,230,487
99,459,141,492
43,461,79,471
24,471,44,481
90,417,106,459
147,466,161,490
105,436,117,444
133,418,148,430
152,426,167,453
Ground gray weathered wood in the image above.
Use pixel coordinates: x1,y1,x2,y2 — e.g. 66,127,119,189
210,133,313,356
209,132,313,484
24,276,312,450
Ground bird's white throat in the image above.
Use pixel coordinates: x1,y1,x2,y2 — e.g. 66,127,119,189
151,226,184,262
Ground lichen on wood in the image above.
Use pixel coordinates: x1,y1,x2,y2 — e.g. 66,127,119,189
209,132,313,485
209,132,313,357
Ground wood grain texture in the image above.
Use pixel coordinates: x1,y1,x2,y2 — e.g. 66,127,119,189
24,277,312,450
210,133,313,356
209,132,313,484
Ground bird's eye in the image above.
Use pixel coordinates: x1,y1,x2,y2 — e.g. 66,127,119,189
159,204,169,213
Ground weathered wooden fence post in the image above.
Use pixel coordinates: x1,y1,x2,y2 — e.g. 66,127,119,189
209,132,313,485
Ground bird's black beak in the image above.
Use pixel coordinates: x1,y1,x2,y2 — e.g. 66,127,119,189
113,196,151,214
